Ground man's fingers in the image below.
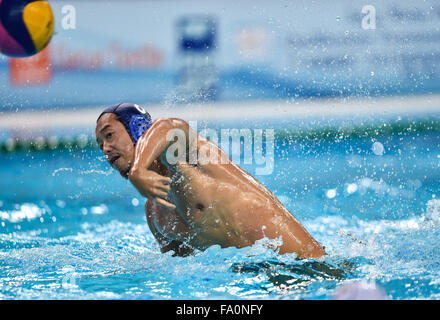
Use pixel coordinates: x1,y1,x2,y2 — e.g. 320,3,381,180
156,183,171,193
153,188,169,198
147,172,171,184
154,197,176,210
161,176,172,185
153,180,170,193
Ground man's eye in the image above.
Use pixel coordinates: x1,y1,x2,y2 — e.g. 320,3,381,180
106,132,112,139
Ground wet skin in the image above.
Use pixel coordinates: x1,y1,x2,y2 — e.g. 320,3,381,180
95,113,326,258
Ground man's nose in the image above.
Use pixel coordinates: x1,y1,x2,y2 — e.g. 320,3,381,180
102,142,113,154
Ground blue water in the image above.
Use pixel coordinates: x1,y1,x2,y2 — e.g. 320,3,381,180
1,129,440,299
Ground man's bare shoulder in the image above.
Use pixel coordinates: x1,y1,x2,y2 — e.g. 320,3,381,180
152,117,188,127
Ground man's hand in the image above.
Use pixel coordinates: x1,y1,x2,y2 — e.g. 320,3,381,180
128,168,176,210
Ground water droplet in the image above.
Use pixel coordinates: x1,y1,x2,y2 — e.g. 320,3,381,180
91,204,108,215
372,141,384,156
56,200,66,208
131,198,139,207
346,183,358,194
326,189,337,199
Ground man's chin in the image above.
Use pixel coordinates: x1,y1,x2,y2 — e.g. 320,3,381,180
119,168,130,179
114,164,130,179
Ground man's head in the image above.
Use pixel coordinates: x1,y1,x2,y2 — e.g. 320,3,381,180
95,103,152,178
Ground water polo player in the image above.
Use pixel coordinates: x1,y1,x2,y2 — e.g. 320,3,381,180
95,103,326,258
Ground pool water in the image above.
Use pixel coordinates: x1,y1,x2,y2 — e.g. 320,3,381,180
1,127,440,299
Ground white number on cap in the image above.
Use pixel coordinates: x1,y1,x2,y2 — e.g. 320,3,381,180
134,104,146,114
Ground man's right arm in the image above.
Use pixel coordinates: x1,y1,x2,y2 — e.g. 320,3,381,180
128,118,190,209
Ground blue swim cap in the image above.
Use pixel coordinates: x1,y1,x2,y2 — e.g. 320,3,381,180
98,103,152,144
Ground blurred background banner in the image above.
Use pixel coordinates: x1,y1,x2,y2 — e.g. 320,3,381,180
0,0,439,110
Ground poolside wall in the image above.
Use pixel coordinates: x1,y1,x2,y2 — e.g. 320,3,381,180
1,94,440,152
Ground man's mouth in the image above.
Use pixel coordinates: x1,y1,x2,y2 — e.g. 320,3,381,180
109,155,120,167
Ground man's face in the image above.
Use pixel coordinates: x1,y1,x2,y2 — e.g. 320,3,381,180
95,113,135,178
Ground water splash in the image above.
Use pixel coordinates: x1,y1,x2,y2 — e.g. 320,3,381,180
425,198,440,222
79,169,113,176
51,168,73,176
0,203,45,223
51,167,113,177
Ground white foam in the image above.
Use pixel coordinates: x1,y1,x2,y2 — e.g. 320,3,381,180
425,198,440,221
0,203,45,223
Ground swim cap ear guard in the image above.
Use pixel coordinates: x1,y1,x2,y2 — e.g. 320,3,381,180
129,114,151,143
98,103,152,144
